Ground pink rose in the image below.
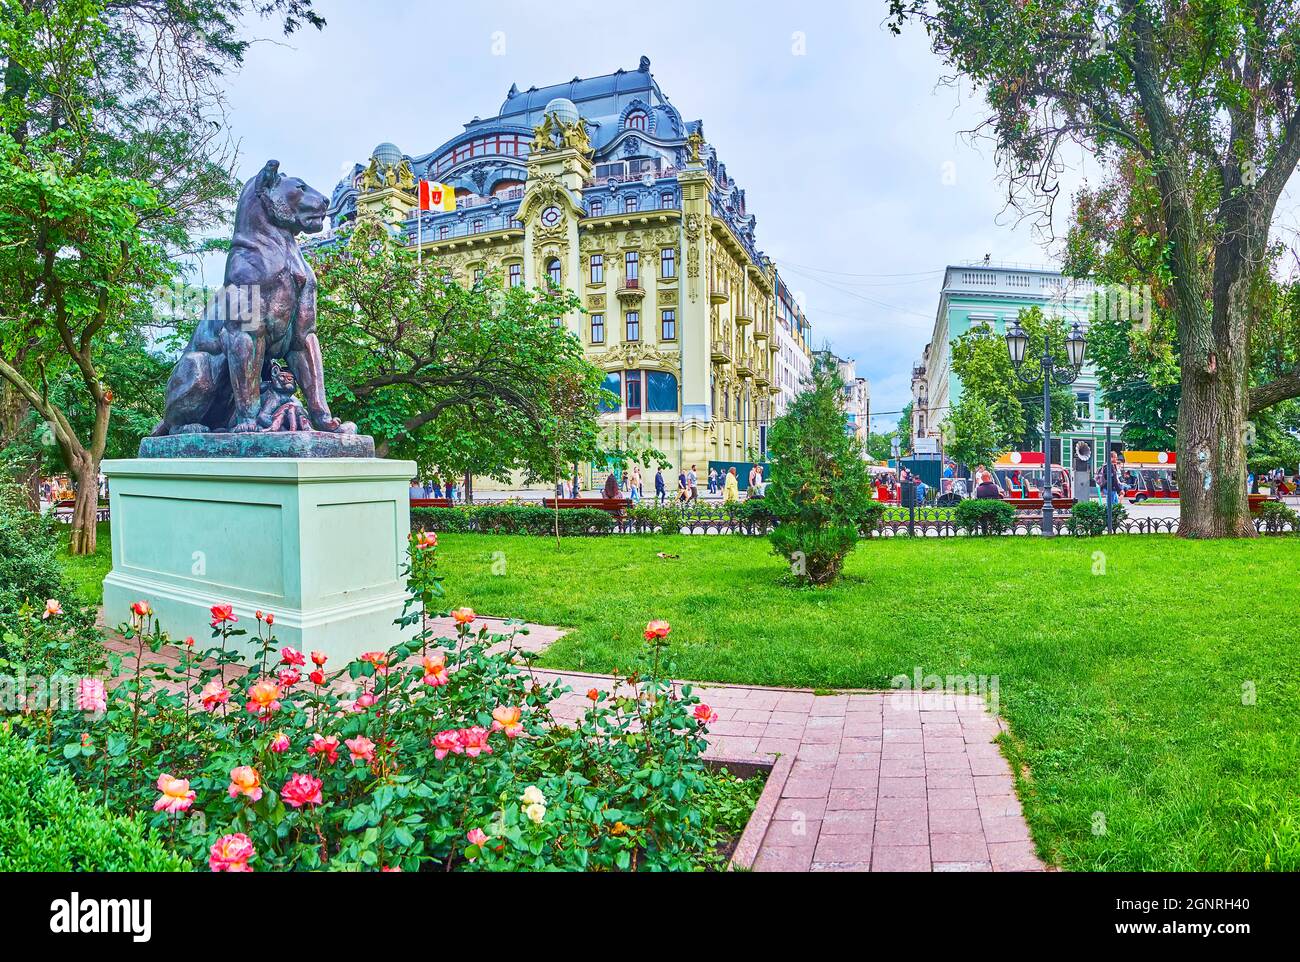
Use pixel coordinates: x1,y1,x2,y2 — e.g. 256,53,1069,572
227,765,263,802
346,735,376,764
431,729,462,760
201,680,230,711
307,733,341,764
279,647,306,666
281,773,323,808
153,773,195,814
77,678,106,715
209,833,255,872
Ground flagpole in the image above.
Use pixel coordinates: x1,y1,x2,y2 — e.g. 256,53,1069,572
417,185,422,268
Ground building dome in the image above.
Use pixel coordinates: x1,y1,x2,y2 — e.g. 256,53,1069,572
370,142,403,166
543,98,580,126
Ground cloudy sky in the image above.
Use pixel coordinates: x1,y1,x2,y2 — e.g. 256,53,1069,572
209,0,1096,424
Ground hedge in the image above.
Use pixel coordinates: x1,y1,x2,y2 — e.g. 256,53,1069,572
953,498,1017,535
1256,499,1298,533
411,505,615,536
0,728,189,871
1067,500,1128,536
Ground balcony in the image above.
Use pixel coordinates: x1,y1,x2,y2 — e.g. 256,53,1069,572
616,277,645,304
752,316,770,340
735,302,754,326
734,349,754,378
709,281,730,305
710,338,733,364
754,364,771,387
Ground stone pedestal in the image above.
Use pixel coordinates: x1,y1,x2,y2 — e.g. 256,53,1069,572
101,457,417,664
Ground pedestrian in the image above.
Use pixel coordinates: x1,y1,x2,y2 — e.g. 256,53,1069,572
409,480,421,501
677,467,689,504
630,465,642,499
655,467,666,505
1100,450,1122,511
747,464,758,493
723,466,740,503
975,471,1001,500
603,471,619,500
687,464,698,502
708,468,718,495
752,464,766,498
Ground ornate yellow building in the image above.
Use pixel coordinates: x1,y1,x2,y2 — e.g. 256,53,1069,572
324,58,812,484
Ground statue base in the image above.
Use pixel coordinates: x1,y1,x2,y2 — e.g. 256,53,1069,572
139,431,375,459
101,456,417,664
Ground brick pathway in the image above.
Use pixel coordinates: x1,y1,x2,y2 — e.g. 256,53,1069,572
101,613,1045,872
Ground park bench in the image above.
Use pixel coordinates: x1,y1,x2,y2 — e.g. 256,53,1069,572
409,497,455,509
1005,496,1078,512
542,497,632,519
52,499,110,523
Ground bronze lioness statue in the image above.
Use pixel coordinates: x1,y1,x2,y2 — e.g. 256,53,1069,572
152,160,355,436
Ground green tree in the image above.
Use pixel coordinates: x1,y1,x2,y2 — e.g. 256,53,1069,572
890,0,1300,536
896,401,913,455
765,355,873,586
0,0,323,553
312,223,613,497
949,307,1080,450
942,394,1000,471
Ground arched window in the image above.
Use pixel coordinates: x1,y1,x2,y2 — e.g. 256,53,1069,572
546,258,562,288
472,218,484,234
646,371,678,412
625,110,647,131
599,372,622,412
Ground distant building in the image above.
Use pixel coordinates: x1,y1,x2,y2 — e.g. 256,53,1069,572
813,350,870,448
911,262,1120,471
316,57,812,478
773,274,812,416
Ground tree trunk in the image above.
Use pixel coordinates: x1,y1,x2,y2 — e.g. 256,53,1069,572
463,470,474,505
1176,281,1256,538
0,383,40,511
68,456,101,555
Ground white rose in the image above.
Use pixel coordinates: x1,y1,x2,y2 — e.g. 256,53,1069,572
525,802,547,825
521,785,546,806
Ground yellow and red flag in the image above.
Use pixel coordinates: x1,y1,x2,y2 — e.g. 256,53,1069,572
418,180,456,212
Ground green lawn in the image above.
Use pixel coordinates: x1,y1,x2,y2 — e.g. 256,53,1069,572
66,524,1300,871
432,531,1300,872
58,521,112,606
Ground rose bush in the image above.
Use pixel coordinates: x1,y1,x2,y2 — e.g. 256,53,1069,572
15,533,757,871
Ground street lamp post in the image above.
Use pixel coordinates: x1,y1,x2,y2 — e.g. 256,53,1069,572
1005,319,1087,537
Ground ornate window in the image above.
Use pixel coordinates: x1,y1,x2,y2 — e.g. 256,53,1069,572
660,309,676,340
625,370,642,414
625,110,647,132
660,248,675,278
646,371,678,412
508,263,522,287
600,372,621,412
660,190,674,209
590,199,604,216
625,311,640,341
438,225,449,239
625,251,639,282
471,218,484,234
546,258,562,288
624,194,639,213
590,254,604,284
590,314,605,343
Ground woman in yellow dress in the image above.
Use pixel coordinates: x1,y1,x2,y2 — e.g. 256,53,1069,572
723,466,740,503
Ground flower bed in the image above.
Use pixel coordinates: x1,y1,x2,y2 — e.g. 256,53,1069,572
8,533,761,872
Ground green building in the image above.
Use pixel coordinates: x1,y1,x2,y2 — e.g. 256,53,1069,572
911,262,1123,475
